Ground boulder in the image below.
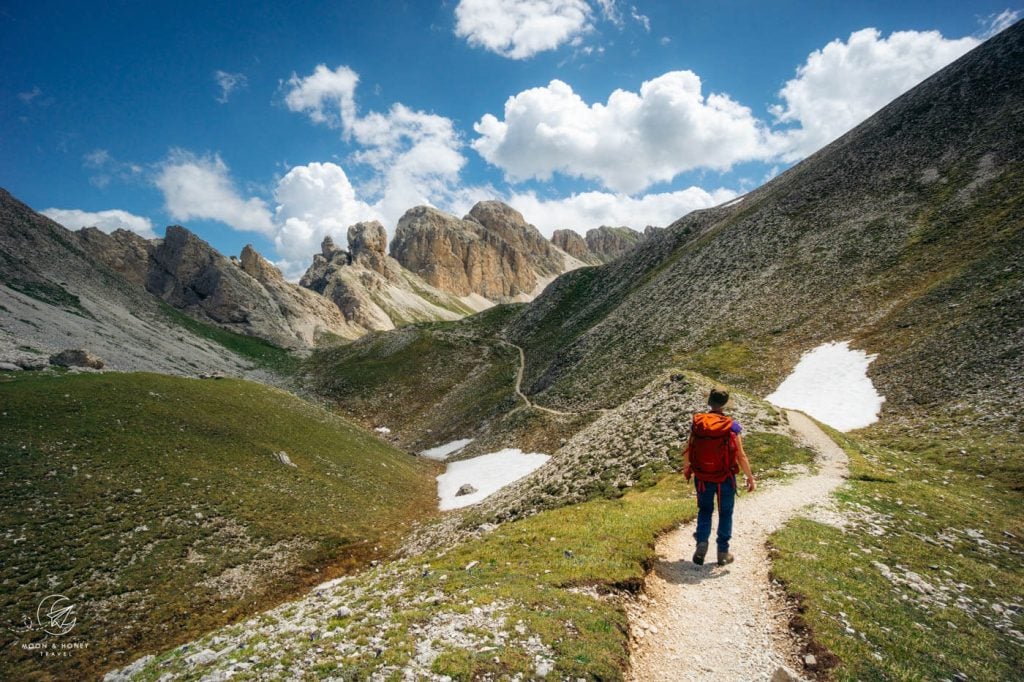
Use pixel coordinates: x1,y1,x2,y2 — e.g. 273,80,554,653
49,349,104,369
456,483,478,496
273,451,297,467
771,666,803,682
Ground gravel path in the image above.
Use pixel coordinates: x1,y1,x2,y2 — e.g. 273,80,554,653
627,410,848,681
500,339,610,417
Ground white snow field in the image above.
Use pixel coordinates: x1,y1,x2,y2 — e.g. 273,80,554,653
766,340,885,432
436,448,550,511
419,438,474,461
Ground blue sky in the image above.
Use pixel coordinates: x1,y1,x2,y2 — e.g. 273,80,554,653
1,1,1018,277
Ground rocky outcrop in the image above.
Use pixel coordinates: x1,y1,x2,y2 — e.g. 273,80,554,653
465,201,564,277
300,234,483,332
391,202,578,301
145,227,329,348
74,227,152,287
585,226,643,263
72,224,362,349
49,349,104,369
551,229,598,264
238,245,363,345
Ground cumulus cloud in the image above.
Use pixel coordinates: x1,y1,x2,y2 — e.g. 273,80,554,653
770,28,979,159
154,150,275,234
474,26,983,190
283,64,467,228
473,72,779,194
42,208,156,238
507,186,737,234
272,162,381,268
213,70,247,103
454,0,593,59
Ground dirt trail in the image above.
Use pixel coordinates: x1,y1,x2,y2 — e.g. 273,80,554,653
627,410,848,681
499,339,609,417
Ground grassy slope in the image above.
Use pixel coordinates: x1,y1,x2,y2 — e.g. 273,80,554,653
0,372,438,680
158,302,301,375
770,419,1023,681
132,432,812,680
304,305,526,452
502,25,1024,420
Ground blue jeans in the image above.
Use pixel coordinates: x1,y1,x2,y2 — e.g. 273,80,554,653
693,477,735,553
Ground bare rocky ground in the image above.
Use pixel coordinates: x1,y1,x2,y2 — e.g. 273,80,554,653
0,280,276,381
627,411,848,682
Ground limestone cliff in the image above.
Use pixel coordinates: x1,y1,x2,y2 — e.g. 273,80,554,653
391,201,582,301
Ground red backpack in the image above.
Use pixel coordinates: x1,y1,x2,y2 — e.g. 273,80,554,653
690,412,739,483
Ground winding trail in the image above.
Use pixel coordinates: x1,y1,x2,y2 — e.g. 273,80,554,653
627,410,848,681
498,339,609,417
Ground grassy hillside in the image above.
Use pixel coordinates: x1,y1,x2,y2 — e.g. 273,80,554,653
122,430,813,681
770,419,1024,681
304,305,527,453
0,371,438,680
503,23,1024,425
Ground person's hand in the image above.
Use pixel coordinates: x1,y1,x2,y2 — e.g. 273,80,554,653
683,464,692,481
746,475,756,492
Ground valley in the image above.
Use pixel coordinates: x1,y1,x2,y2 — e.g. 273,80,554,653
1,14,1022,682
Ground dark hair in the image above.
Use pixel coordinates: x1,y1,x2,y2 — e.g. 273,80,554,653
708,387,729,409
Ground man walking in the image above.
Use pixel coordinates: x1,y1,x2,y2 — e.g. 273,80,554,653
682,387,756,566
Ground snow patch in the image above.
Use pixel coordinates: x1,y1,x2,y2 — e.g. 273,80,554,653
420,438,474,461
766,341,885,432
374,426,391,434
721,196,744,208
437,449,549,511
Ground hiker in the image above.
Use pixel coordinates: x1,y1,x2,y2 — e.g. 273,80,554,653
682,387,756,566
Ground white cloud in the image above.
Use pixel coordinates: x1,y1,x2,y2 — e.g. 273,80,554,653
981,9,1020,38
17,86,42,104
630,6,650,32
272,162,380,267
82,148,144,189
213,70,247,103
154,150,275,234
474,27,983,190
507,186,737,234
454,0,593,59
283,64,467,228
594,0,622,26
473,72,779,194
770,28,979,159
42,208,156,238
283,64,359,126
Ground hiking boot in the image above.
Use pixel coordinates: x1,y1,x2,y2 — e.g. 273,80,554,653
692,541,709,565
717,552,735,566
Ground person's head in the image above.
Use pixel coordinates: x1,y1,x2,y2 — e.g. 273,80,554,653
708,387,729,410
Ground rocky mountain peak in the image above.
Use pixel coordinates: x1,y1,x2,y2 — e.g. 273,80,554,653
391,201,578,301
347,221,389,274
239,244,283,284
551,229,590,261
585,225,643,263
465,201,564,277
321,235,340,258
